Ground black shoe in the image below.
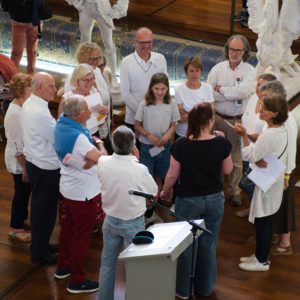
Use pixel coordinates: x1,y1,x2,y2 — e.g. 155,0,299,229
229,195,242,207
48,244,58,255
67,280,99,294
32,253,57,265
54,268,71,279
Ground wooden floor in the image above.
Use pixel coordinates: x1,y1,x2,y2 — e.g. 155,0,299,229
0,136,300,300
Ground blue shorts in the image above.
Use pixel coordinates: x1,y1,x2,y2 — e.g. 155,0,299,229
140,142,171,179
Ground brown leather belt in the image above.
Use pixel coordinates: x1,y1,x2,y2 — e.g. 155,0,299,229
215,111,243,120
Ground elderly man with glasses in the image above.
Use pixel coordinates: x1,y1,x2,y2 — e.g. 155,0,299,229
207,34,255,207
120,27,167,137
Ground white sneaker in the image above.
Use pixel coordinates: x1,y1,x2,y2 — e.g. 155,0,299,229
175,292,189,299
145,212,158,226
170,204,175,213
240,254,256,263
239,256,270,271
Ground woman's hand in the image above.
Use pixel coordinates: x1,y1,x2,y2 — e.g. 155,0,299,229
98,105,109,115
213,130,225,137
131,145,140,160
158,133,169,147
148,133,161,147
284,178,289,190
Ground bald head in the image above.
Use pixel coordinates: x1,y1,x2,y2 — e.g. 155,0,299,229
135,27,153,61
32,72,57,102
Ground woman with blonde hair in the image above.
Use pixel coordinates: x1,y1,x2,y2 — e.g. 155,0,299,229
59,63,109,139
4,72,32,242
63,42,112,152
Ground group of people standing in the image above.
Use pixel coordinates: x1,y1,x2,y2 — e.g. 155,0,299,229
2,22,298,300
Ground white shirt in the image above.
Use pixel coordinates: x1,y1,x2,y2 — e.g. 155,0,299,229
59,134,100,201
120,51,168,124
207,60,255,116
135,99,180,145
21,94,60,170
241,94,265,135
63,88,103,136
284,113,298,174
174,82,214,137
98,154,158,220
242,127,288,223
64,67,111,138
4,103,24,174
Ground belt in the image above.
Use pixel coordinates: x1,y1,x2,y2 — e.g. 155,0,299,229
215,111,243,120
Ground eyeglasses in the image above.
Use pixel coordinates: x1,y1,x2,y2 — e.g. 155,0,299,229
136,40,153,46
88,56,102,62
229,48,244,53
80,77,95,84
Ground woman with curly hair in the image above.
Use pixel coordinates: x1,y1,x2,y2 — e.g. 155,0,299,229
4,72,32,242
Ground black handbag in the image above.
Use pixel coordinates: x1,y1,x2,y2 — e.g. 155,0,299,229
238,162,255,198
39,0,52,21
239,130,288,198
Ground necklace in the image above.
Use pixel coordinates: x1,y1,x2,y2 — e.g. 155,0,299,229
133,53,152,73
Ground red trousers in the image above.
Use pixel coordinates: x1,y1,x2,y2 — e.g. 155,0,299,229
11,20,39,74
58,194,99,284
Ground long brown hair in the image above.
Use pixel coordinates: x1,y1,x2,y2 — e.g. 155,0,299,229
144,73,171,105
187,102,214,138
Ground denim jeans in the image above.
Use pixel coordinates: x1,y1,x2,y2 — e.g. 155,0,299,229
98,215,144,300
140,142,171,179
175,192,224,297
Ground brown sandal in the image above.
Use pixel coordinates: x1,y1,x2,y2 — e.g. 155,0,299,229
9,229,31,242
271,244,293,255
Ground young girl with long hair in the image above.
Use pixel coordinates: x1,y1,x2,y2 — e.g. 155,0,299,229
134,73,180,223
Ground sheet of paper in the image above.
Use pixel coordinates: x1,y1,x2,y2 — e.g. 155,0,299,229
62,153,85,169
247,153,285,192
85,93,103,109
113,109,122,115
149,146,164,157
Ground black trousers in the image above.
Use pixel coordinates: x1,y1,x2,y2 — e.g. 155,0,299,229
26,161,60,261
255,214,273,263
10,173,31,229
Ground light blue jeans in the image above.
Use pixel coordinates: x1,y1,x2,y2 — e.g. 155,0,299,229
175,192,224,297
98,215,144,300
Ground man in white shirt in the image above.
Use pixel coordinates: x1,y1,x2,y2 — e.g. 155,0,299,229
98,125,158,300
120,27,167,132
207,34,255,206
53,95,106,294
21,72,60,264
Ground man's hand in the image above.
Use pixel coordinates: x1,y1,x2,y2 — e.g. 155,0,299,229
214,84,222,93
83,159,96,170
131,145,140,160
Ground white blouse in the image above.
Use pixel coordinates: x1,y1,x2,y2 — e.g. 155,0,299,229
242,127,288,223
4,103,24,174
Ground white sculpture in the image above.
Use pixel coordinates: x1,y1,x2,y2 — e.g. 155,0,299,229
247,0,300,79
66,0,129,91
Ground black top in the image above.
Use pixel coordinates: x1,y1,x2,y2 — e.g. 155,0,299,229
1,0,42,24
172,136,232,197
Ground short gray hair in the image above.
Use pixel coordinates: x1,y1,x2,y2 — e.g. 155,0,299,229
112,126,135,155
62,95,86,117
260,80,287,99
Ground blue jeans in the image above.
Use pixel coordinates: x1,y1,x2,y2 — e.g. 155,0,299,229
98,215,144,300
175,192,224,297
140,142,170,179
